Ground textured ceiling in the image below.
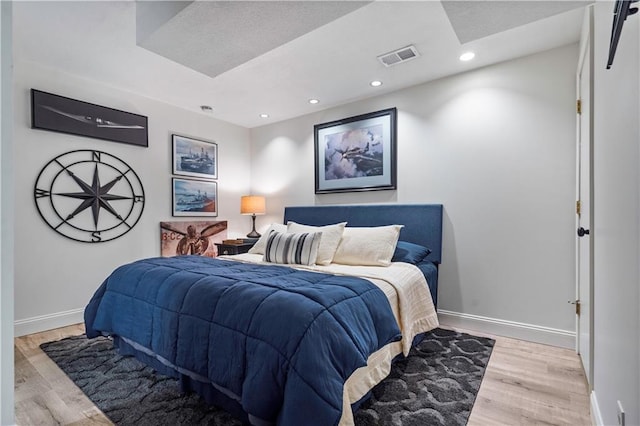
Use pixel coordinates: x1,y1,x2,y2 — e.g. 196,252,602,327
443,1,592,44
137,1,371,78
13,1,591,128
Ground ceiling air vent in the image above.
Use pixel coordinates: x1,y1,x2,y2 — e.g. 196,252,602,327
377,45,420,67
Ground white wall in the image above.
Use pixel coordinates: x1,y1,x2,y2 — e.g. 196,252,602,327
0,2,14,424
13,61,252,335
250,44,579,344
591,3,640,425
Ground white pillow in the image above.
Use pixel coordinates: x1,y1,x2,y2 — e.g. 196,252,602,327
286,221,347,265
332,225,403,266
263,231,322,266
248,223,287,254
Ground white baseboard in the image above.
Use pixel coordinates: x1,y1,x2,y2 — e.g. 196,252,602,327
437,309,575,349
590,390,603,426
14,308,84,337
16,307,576,348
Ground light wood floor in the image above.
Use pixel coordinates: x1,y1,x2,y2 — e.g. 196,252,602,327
14,324,591,426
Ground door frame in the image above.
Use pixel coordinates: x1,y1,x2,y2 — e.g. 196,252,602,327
575,4,594,390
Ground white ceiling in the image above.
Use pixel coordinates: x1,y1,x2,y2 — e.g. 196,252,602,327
13,1,590,129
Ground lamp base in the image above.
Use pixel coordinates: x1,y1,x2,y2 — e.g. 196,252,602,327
247,214,261,238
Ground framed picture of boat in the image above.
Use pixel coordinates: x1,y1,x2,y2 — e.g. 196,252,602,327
31,89,148,147
172,134,217,180
172,177,218,217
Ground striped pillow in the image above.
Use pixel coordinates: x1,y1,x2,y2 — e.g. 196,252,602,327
263,231,322,265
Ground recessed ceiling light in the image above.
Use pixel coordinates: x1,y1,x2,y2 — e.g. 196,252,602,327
370,80,383,87
309,99,319,104
259,113,269,118
459,52,475,62
200,105,213,112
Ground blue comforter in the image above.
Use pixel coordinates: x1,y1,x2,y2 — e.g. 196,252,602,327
84,256,401,425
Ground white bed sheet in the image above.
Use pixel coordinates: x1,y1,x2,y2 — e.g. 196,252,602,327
222,253,439,425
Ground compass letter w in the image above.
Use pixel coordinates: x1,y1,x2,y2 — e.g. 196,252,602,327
35,188,51,198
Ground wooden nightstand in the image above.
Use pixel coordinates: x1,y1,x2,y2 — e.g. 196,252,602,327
215,242,256,255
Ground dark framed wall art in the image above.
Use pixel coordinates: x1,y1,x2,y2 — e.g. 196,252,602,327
172,134,218,180
172,177,218,217
314,107,397,193
31,89,148,147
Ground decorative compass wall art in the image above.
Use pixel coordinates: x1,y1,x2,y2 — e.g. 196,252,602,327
34,150,145,243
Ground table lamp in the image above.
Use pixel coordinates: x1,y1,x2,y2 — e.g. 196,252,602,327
240,195,266,238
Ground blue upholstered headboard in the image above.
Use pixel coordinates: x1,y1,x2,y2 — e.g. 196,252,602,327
283,204,443,265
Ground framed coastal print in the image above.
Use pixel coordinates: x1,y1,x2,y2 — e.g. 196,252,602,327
31,89,148,147
160,220,227,257
172,178,218,217
172,134,217,179
314,107,397,193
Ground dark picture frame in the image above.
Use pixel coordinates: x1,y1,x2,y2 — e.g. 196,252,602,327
172,177,218,217
31,89,148,147
314,107,397,194
172,134,218,180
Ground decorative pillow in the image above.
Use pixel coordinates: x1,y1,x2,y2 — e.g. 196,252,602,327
391,241,432,265
286,221,347,265
248,223,288,255
332,225,404,266
263,231,322,266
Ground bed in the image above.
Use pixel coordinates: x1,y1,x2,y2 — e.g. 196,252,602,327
84,203,443,425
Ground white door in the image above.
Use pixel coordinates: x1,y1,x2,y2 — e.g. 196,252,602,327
575,8,593,388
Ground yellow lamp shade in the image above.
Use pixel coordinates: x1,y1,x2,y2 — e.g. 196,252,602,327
240,195,266,215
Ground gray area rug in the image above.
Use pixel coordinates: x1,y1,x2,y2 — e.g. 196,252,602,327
40,328,494,426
